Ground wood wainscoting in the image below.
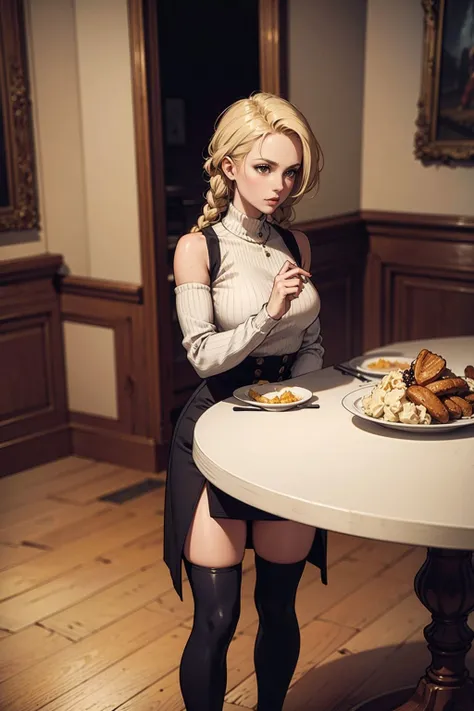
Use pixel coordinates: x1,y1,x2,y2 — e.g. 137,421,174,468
0,254,69,477
60,276,164,473
1,210,472,476
362,211,474,351
298,212,368,367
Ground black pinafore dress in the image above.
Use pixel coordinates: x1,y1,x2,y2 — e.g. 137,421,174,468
163,223,328,600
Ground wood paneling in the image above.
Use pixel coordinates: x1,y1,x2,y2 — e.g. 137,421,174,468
0,255,69,477
363,211,474,350
60,276,162,472
299,213,367,366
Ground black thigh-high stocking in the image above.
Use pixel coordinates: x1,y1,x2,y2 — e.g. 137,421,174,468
180,558,242,711
254,554,306,711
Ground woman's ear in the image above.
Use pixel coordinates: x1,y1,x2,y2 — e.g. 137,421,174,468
221,156,236,181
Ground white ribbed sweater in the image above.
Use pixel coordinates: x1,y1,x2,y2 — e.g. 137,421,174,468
175,203,324,378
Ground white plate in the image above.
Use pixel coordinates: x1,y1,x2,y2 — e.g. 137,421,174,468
233,383,313,411
347,354,415,378
342,385,474,433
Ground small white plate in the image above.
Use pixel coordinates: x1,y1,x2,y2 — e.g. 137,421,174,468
233,383,313,411
347,354,415,378
342,385,474,433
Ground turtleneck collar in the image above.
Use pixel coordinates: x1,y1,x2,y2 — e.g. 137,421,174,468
221,202,269,241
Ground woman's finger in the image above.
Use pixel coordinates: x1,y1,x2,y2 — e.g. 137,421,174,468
277,260,296,275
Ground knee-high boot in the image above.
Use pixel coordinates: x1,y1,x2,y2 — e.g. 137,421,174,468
180,558,242,710
253,554,306,710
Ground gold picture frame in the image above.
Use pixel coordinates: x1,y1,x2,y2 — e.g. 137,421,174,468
0,0,39,231
415,0,474,165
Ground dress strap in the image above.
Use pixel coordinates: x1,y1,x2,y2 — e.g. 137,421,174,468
271,223,302,267
202,222,302,283
201,226,221,284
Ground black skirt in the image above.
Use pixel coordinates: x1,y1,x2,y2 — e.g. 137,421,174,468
163,353,328,599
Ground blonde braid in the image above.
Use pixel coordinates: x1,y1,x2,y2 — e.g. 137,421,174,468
190,158,230,233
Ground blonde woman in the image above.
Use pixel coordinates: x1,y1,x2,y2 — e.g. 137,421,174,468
164,92,327,711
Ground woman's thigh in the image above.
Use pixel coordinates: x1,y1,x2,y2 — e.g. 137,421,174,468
252,519,316,563
184,486,247,568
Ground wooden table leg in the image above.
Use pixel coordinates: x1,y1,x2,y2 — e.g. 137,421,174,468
350,548,474,711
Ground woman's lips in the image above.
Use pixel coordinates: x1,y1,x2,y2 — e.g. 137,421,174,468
265,198,279,204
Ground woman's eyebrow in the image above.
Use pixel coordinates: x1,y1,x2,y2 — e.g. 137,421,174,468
253,158,301,169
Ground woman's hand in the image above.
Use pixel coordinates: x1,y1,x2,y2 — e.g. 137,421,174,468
266,260,312,320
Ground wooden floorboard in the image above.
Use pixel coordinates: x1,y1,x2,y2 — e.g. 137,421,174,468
0,456,471,710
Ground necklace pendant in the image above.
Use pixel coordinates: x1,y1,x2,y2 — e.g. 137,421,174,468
265,250,270,257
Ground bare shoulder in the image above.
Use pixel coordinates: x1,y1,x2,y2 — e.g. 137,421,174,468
291,229,312,270
174,231,210,287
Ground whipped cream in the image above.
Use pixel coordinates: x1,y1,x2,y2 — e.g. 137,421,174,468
465,377,474,393
362,371,432,425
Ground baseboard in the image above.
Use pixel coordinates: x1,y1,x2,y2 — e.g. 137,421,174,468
0,425,71,478
70,423,165,472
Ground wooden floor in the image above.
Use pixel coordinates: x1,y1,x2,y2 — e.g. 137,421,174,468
0,457,472,711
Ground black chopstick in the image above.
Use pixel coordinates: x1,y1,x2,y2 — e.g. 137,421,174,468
333,364,371,383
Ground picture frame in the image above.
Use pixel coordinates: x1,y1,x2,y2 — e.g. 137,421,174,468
415,0,474,165
0,0,39,231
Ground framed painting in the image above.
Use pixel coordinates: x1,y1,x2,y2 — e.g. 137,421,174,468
415,0,474,164
0,0,39,231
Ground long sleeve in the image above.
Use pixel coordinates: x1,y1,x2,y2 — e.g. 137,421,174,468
291,316,324,378
175,282,278,378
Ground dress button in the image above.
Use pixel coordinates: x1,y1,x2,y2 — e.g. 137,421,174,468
254,368,262,377
282,355,289,363
278,366,285,374
256,357,264,366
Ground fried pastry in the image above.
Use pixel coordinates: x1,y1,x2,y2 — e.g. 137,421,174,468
406,385,449,423
413,349,446,386
425,377,467,396
442,397,463,420
248,388,301,404
464,393,474,403
447,396,473,418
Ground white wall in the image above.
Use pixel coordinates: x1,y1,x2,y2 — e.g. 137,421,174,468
1,0,143,281
362,0,474,216
289,0,367,222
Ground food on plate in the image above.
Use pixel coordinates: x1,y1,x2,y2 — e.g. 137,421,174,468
406,385,449,424
413,349,446,386
362,371,432,425
366,358,411,371
447,395,473,418
425,377,467,396
361,348,474,426
443,397,463,420
248,388,301,404
465,365,474,379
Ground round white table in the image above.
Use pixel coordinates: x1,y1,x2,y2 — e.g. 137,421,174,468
193,336,474,711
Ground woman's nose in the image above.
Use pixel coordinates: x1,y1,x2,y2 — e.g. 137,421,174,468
272,172,284,191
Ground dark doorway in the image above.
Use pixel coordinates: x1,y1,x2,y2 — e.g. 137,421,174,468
156,0,260,234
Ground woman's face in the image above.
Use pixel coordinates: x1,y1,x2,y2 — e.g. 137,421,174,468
223,132,302,218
